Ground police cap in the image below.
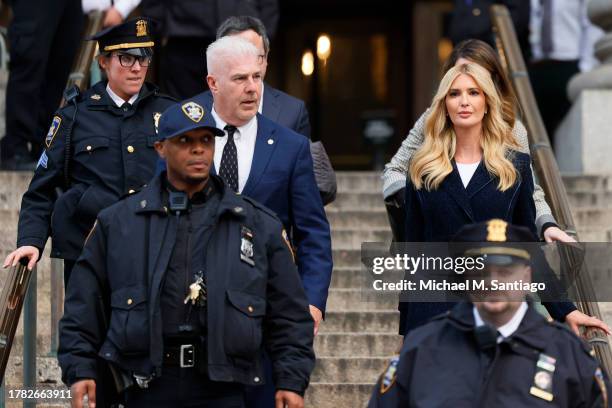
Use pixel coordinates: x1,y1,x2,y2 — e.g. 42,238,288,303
156,101,224,142
90,18,155,56
451,219,536,266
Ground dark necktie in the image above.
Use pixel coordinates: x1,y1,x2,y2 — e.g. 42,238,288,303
121,102,131,112
219,125,239,192
541,0,554,57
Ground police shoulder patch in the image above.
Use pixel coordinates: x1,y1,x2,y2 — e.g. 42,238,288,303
380,356,400,394
45,116,62,148
181,101,204,123
595,367,608,407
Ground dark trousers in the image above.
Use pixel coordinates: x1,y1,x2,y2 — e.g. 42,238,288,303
528,60,580,147
1,0,83,161
124,366,245,408
159,36,215,100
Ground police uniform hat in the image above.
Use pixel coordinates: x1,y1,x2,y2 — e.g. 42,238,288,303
89,18,155,57
156,101,224,142
451,219,536,266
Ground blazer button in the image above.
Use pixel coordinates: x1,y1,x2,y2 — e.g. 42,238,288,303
254,377,260,383
473,7,481,16
128,189,135,194
86,145,92,152
247,305,254,313
127,145,135,153
127,298,133,305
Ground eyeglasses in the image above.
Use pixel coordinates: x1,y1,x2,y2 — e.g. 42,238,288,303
114,53,152,68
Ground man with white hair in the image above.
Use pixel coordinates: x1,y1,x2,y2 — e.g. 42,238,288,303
205,35,332,408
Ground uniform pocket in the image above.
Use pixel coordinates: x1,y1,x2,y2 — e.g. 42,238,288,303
73,137,110,155
108,286,149,355
224,290,265,357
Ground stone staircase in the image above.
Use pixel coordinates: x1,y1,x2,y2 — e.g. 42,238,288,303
1,171,612,407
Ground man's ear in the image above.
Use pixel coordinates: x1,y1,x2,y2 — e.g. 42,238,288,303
207,74,218,94
154,140,166,159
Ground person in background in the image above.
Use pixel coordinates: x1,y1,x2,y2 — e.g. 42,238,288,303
0,0,84,170
82,0,141,27
528,0,604,142
140,0,279,99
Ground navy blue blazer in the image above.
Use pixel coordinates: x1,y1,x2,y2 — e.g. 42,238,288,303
399,151,538,334
156,107,332,313
197,84,311,137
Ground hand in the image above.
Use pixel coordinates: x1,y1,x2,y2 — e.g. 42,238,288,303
275,390,304,408
309,305,323,336
565,310,611,338
543,226,577,243
3,246,39,271
103,6,124,27
71,379,96,408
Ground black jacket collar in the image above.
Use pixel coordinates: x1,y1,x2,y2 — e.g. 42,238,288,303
447,301,548,351
133,172,247,220
86,81,160,111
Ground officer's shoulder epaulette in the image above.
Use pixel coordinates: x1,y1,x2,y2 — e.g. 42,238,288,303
241,195,281,222
546,319,599,357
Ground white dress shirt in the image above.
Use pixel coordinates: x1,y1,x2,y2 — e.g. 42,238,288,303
456,161,480,188
473,301,528,343
530,0,604,72
106,84,139,107
211,107,258,193
82,0,140,19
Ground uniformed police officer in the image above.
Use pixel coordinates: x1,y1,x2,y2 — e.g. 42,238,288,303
369,219,610,408
58,101,315,408
3,18,175,285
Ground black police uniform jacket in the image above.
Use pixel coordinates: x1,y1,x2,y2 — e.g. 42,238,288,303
17,80,175,261
58,174,315,394
369,302,609,408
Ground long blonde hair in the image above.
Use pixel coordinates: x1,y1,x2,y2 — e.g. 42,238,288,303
409,63,521,191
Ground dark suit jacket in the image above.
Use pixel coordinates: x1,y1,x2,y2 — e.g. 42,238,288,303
198,84,311,138
399,151,539,334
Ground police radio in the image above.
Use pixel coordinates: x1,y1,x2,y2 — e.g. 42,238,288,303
169,191,188,214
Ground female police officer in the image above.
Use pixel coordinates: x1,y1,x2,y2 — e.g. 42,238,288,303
3,18,175,284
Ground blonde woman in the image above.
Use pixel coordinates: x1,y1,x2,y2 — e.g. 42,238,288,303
399,62,537,334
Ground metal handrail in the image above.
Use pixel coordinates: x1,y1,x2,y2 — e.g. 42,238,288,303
490,4,612,376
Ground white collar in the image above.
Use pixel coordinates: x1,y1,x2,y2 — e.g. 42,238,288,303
106,83,139,107
473,301,528,341
210,106,257,139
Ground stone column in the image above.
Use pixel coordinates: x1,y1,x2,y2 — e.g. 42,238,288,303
555,0,612,173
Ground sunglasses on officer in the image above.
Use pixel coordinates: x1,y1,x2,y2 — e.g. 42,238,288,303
113,52,152,68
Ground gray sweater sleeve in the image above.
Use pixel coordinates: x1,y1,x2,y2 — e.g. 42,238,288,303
382,110,427,199
512,120,557,235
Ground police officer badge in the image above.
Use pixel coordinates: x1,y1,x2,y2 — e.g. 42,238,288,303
153,112,162,134
530,353,556,402
181,102,204,123
45,116,62,148
240,226,255,266
380,356,399,394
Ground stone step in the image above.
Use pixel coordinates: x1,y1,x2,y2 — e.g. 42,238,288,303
332,228,392,249
320,311,399,334
333,249,362,269
572,207,612,227
336,172,383,193
328,192,386,211
327,210,389,229
314,333,402,357
568,190,612,209
311,357,390,383
562,174,612,193
326,289,397,311
305,383,374,408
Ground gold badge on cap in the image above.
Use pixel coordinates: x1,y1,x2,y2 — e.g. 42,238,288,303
136,19,147,37
153,112,161,134
182,102,204,123
486,219,508,242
